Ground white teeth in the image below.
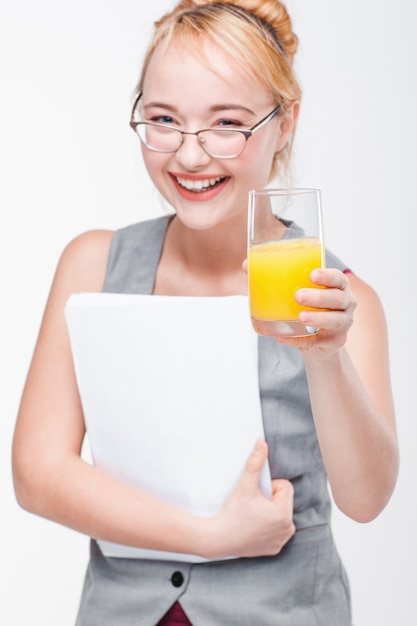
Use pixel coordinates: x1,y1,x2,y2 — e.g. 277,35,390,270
176,176,224,191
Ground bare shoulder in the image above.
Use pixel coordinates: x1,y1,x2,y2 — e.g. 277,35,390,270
38,229,115,333
54,229,114,294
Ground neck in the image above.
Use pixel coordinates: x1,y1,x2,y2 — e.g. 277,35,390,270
168,213,248,273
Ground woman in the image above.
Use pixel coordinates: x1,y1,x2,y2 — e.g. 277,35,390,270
12,1,398,624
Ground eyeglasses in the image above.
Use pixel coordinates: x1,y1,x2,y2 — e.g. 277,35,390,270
129,92,280,159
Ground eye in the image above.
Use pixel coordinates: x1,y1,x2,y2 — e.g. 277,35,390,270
149,115,176,125
216,118,244,129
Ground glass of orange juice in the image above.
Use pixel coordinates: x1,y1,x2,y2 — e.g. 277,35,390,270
248,188,325,337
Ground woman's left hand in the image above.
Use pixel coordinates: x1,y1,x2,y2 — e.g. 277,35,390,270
276,268,356,357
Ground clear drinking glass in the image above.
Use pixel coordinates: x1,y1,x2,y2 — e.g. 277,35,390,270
247,188,325,337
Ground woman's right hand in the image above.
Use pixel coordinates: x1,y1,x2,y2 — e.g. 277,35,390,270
204,440,295,559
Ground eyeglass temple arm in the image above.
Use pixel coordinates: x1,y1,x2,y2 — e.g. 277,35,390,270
235,106,281,140
130,91,143,122
251,105,281,134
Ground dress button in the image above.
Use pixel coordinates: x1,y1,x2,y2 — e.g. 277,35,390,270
171,571,184,588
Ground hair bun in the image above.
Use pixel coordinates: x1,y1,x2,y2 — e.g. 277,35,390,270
174,0,298,63
238,0,298,63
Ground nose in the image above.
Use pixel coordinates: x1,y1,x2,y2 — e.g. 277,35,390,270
174,132,212,169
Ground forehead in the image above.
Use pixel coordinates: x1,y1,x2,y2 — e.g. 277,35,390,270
142,39,273,108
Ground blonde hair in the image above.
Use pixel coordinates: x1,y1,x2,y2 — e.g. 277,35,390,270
136,1,301,180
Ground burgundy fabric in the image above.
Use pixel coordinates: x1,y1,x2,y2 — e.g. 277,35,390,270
157,602,192,626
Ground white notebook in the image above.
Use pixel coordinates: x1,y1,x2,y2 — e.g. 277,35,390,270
65,293,271,562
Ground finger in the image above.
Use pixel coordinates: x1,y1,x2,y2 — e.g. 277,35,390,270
240,440,268,487
244,440,268,473
296,287,350,312
271,478,294,502
298,309,349,333
310,268,350,290
271,479,296,537
242,259,248,274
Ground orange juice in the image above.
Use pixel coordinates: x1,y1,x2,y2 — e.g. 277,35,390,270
248,237,323,321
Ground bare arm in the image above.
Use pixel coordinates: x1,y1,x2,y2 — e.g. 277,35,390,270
276,269,398,522
12,231,295,559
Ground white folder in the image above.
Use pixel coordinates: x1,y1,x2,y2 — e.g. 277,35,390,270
65,293,271,562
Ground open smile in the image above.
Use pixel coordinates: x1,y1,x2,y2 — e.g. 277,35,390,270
174,175,227,192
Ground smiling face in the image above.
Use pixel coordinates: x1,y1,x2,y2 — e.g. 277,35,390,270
139,39,295,232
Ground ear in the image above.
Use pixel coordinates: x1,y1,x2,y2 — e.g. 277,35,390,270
275,100,300,152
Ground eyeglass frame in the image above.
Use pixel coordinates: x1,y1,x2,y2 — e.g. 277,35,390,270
129,92,281,159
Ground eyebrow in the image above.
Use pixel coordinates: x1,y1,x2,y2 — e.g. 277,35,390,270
143,101,256,115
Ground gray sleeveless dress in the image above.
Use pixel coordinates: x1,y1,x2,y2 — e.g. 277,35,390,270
75,215,352,626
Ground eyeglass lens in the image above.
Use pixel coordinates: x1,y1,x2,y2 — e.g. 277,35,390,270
136,124,247,158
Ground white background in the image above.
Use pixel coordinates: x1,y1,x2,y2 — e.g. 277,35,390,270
1,1,416,624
